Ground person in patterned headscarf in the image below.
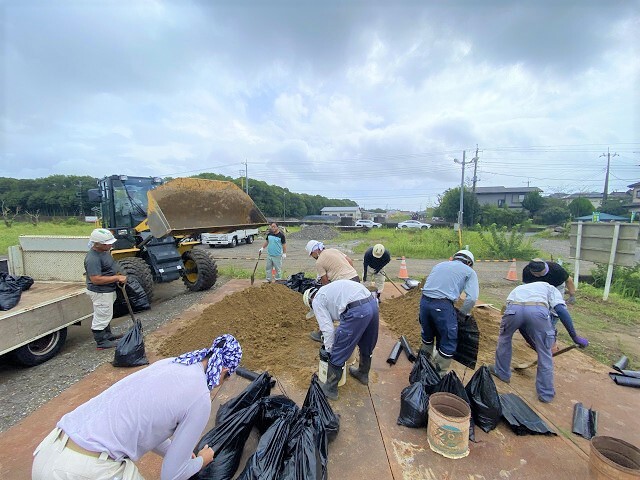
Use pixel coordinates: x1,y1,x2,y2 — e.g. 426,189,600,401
32,334,242,480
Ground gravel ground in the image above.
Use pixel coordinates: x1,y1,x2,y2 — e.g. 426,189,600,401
0,230,573,434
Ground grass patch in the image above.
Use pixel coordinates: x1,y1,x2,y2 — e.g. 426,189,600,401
335,228,541,260
0,222,95,255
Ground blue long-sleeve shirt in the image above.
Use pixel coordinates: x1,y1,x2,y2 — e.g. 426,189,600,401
422,260,479,315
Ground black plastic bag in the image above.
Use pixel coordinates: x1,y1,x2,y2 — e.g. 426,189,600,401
113,277,150,318
303,374,340,443
285,272,322,293
434,371,475,441
13,275,34,291
453,309,479,370
397,382,430,428
192,402,262,480
281,408,327,480
257,395,299,434
500,393,556,436
112,319,149,367
409,350,440,389
0,273,23,310
216,371,273,425
237,412,292,480
464,366,502,433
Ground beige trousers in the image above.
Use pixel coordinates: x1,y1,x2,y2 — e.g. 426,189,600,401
85,290,117,330
32,428,144,480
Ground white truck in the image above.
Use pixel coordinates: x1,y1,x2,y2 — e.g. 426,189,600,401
1,236,92,366
200,228,259,248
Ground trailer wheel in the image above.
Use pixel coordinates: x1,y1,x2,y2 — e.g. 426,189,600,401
10,328,68,366
182,249,218,291
245,235,254,244
119,257,154,303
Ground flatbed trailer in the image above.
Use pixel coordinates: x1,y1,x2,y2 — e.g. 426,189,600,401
1,236,93,366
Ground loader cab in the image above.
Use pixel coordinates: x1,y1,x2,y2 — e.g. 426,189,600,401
89,175,163,241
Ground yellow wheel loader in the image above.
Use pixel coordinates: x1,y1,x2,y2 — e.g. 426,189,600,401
88,175,267,301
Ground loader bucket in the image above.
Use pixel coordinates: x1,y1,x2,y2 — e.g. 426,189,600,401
146,178,267,238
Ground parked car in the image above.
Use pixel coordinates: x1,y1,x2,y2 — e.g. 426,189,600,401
397,220,431,229
355,219,382,228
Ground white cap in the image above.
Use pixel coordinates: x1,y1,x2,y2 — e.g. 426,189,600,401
89,228,116,245
305,240,320,256
453,249,475,266
372,244,385,258
303,287,319,308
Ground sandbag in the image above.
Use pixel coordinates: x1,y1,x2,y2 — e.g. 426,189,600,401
0,273,23,310
113,277,150,318
237,413,292,480
112,319,148,367
215,372,272,425
285,272,322,293
453,309,479,370
257,395,299,434
281,408,327,480
192,402,262,480
397,382,430,428
434,371,475,441
464,366,502,433
13,275,34,291
409,350,440,389
303,374,340,442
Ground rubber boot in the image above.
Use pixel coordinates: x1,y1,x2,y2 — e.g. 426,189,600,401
92,329,117,350
349,353,372,385
309,330,323,343
419,342,433,361
104,324,123,341
432,351,452,377
320,362,342,401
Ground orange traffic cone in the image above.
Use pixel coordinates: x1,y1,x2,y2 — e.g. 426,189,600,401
271,266,277,281
398,256,409,279
506,259,518,281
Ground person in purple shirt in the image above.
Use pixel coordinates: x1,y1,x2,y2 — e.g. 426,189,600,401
32,334,242,480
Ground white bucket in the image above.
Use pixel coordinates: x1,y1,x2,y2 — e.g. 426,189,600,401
318,352,347,387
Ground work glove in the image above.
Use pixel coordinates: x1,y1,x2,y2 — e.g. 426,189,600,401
259,247,264,254
572,335,589,348
282,253,286,259
567,294,576,305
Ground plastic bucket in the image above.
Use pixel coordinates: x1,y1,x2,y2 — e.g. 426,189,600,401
589,436,640,479
427,392,471,459
318,349,346,387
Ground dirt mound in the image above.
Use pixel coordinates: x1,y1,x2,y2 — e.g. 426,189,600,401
380,289,530,366
156,283,319,389
288,224,339,241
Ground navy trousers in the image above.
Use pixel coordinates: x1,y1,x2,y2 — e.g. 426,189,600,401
418,296,457,357
330,297,379,367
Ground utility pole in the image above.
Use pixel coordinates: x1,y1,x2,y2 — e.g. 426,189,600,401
76,181,84,216
470,145,480,226
238,169,244,191
454,151,474,228
600,148,618,203
242,161,249,194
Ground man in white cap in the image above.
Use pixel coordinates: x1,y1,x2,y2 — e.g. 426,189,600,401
303,281,379,400
84,229,127,349
362,243,391,298
419,249,479,374
305,240,359,342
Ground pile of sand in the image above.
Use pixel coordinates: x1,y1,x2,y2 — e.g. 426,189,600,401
287,224,339,241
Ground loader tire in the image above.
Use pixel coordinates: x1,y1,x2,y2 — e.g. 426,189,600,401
182,249,218,291
118,257,154,303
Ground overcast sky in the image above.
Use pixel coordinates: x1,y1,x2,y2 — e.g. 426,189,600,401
1,0,639,211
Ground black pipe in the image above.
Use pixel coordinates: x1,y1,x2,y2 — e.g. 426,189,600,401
235,366,260,381
387,341,403,365
399,335,417,363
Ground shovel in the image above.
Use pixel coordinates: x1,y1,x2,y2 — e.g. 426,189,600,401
514,344,577,370
118,283,138,326
381,270,404,295
250,250,262,285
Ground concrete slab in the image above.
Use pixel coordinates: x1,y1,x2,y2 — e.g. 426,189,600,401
1,280,638,480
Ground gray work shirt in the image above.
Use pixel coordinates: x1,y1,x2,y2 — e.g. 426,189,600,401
422,260,479,315
84,248,120,293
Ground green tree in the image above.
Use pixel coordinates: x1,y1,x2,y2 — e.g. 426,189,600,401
478,204,528,227
433,187,480,226
568,197,594,218
599,197,629,216
539,206,570,224
521,191,545,217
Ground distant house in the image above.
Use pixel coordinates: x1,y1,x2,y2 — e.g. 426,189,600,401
301,215,340,224
320,206,362,219
626,181,640,220
563,192,603,209
474,186,542,209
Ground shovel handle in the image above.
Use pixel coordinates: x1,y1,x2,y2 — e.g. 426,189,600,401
117,283,137,326
382,271,404,295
